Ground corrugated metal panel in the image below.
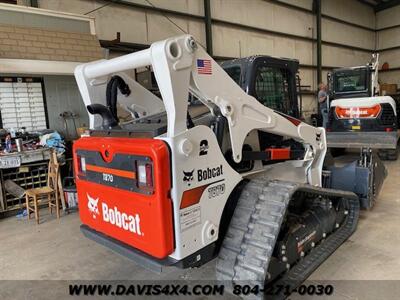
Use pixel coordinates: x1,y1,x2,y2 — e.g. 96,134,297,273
0,10,91,33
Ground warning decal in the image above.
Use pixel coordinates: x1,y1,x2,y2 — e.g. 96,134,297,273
180,205,201,231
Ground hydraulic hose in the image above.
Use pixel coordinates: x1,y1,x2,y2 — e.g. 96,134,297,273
87,104,118,129
106,75,131,123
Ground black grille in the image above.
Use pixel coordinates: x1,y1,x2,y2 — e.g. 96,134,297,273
380,103,396,126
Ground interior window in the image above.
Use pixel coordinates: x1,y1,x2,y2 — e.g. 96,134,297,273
254,66,290,114
224,66,241,85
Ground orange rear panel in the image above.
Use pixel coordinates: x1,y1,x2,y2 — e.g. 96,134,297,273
73,137,174,259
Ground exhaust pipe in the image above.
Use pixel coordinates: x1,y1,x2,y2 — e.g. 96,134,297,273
86,104,118,129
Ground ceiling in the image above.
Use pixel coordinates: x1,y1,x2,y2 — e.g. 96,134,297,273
358,0,400,11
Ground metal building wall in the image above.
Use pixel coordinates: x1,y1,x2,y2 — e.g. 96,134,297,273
376,6,400,86
35,0,376,119
43,75,88,138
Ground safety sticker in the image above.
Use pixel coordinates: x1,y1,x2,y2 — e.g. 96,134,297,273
180,205,201,231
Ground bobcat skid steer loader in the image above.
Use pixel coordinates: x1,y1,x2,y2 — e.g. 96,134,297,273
73,35,361,298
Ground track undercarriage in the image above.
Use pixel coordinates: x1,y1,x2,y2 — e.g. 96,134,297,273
216,178,360,299
378,148,399,161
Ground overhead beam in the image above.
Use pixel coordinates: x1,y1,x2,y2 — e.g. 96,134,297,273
375,0,400,12
314,0,322,84
380,67,400,73
104,0,204,20
267,0,313,14
99,40,149,53
357,0,376,8
204,0,213,56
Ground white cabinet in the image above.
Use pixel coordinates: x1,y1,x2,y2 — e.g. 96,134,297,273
0,78,47,132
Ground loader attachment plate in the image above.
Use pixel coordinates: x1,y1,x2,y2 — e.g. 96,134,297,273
326,131,398,149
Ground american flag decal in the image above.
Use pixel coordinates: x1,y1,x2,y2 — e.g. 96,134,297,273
197,59,212,75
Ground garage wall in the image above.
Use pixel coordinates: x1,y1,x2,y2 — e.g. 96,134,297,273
0,73,89,138
376,6,400,86
36,0,206,45
35,0,375,118
43,75,88,138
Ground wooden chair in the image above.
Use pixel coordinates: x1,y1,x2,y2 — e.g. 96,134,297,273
25,151,60,224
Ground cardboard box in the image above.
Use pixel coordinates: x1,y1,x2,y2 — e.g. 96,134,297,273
381,83,398,96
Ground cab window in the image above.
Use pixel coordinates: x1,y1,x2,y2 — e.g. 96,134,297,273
334,68,368,93
254,66,290,114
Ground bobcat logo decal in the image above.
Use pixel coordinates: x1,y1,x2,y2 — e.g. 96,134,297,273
183,169,194,186
87,194,99,219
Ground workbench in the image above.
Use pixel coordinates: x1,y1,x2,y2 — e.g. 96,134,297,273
0,148,52,213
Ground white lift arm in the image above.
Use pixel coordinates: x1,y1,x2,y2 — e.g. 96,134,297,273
370,53,379,96
75,35,327,186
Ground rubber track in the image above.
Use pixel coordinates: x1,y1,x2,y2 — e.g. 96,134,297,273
216,179,359,300
272,186,359,300
378,148,398,161
216,180,297,294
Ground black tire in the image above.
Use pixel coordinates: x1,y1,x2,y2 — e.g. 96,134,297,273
379,148,398,161
387,149,399,161
378,149,387,160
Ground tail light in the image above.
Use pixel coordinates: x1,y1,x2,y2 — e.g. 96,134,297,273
335,104,381,119
77,155,86,175
137,161,153,188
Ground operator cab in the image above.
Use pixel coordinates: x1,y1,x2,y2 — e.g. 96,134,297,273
221,55,302,119
221,56,306,170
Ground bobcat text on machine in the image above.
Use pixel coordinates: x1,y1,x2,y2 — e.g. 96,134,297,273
326,54,399,160
73,35,380,298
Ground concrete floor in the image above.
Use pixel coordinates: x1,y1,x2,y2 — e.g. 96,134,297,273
1,158,400,299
